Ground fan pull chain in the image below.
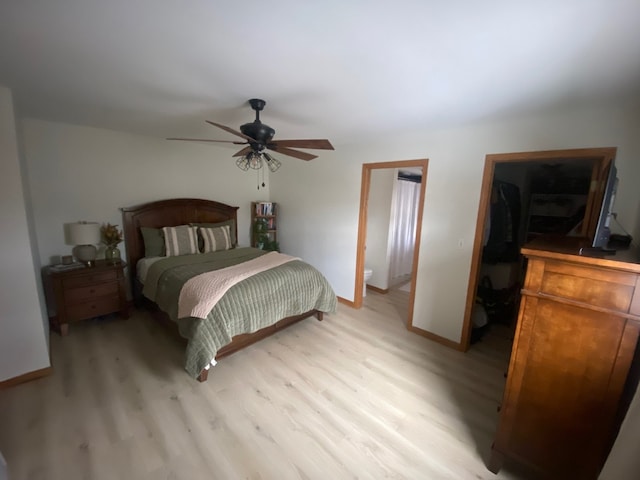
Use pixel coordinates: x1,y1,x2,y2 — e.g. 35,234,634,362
256,162,266,190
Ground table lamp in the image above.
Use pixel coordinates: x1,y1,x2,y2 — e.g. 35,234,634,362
65,221,101,267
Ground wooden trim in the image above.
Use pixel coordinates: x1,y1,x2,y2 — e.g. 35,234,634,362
354,164,371,309
367,285,388,294
407,325,463,350
356,159,429,342
361,159,427,170
461,147,618,352
406,161,429,332
483,147,617,163
337,296,355,308
460,159,496,351
0,366,52,389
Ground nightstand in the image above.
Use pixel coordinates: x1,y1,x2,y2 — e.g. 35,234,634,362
43,260,129,335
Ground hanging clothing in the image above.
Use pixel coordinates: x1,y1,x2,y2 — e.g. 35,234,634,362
483,181,521,263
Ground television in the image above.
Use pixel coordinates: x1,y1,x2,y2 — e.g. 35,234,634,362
591,163,618,250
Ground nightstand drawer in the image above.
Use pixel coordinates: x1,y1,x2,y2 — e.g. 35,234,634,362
43,259,128,335
63,270,117,289
65,282,119,303
66,296,120,322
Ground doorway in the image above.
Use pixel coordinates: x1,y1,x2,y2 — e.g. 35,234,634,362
354,159,429,331
460,147,616,350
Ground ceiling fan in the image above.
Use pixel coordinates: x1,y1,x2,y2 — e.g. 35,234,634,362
167,98,334,172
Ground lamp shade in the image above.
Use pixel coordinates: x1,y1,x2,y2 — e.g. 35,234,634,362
65,222,101,245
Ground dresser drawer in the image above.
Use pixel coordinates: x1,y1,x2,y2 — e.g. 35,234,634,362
63,270,117,289
64,281,119,304
66,296,120,322
539,261,637,313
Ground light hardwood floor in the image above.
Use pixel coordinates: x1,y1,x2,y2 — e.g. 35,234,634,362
0,290,537,480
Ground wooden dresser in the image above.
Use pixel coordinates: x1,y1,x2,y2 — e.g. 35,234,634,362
489,240,640,479
44,260,129,335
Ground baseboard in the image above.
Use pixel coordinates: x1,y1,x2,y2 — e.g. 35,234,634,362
0,366,53,390
367,285,389,294
337,296,355,308
408,325,463,350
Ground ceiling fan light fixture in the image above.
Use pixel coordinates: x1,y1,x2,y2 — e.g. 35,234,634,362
235,156,250,171
263,152,281,173
236,150,270,171
247,151,263,170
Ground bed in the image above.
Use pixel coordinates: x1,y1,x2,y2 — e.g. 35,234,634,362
121,198,337,382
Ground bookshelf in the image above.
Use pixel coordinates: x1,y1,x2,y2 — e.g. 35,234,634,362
251,201,278,250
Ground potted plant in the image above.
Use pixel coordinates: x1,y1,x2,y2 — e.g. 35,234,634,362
253,218,279,252
101,223,123,263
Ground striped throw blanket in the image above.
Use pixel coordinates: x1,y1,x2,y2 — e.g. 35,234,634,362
141,247,337,377
178,252,298,319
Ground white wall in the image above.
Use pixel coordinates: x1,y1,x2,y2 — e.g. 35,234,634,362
0,86,50,381
17,101,640,346
273,101,640,343
22,119,270,268
270,150,362,299
365,168,395,290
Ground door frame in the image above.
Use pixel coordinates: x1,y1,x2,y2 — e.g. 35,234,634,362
460,147,617,350
354,159,429,324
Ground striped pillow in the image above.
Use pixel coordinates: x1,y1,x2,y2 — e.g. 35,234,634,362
199,225,232,253
162,225,199,256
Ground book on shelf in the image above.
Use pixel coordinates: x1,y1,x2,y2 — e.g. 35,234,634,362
255,201,275,216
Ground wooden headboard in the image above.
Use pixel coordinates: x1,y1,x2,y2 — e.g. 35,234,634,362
121,198,239,299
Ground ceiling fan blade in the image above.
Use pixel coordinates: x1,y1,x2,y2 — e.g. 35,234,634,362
232,146,253,157
167,137,247,144
269,139,334,150
205,121,254,141
268,145,318,161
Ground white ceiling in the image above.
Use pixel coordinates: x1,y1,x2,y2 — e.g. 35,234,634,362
1,0,639,145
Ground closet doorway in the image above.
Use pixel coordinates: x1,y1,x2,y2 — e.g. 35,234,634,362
461,147,616,351
354,159,429,330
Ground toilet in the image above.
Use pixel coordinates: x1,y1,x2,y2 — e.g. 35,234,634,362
363,267,373,297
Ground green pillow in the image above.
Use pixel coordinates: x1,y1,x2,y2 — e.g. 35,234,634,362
140,227,165,257
199,225,232,253
162,225,199,257
191,219,237,247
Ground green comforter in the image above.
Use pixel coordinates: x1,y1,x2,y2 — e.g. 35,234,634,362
142,247,337,377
